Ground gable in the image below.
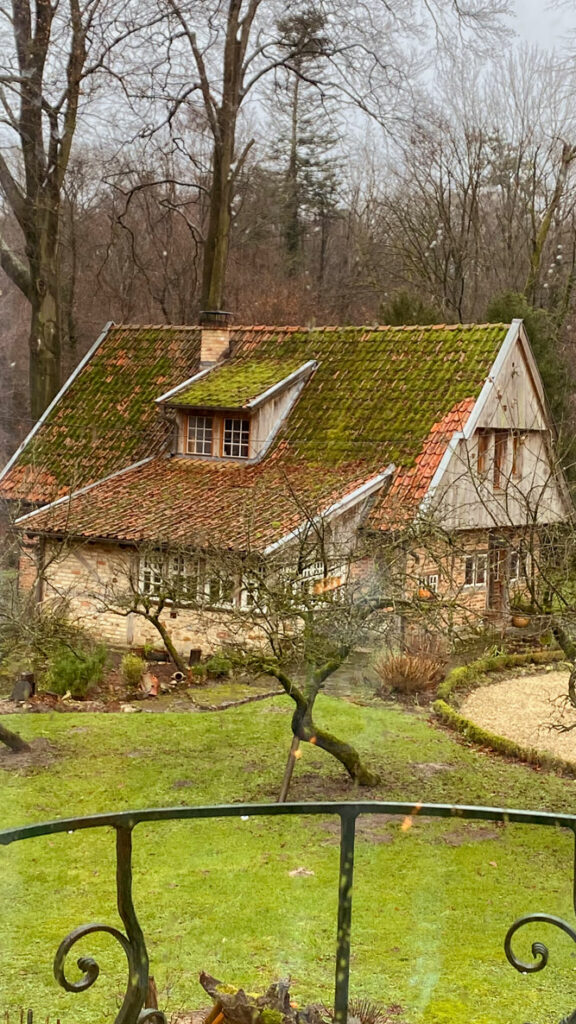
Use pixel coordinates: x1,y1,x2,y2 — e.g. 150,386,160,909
420,324,571,529
473,325,550,432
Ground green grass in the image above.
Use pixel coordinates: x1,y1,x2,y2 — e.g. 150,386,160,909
1,696,576,1023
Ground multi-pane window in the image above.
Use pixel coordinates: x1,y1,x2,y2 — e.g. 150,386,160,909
141,555,163,596
207,571,235,608
419,573,439,593
187,415,213,455
509,550,524,582
464,553,487,587
223,418,250,458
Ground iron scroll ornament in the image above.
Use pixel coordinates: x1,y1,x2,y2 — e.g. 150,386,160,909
505,913,576,1024
53,922,168,1023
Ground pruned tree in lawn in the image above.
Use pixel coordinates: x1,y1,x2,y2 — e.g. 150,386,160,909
84,518,410,790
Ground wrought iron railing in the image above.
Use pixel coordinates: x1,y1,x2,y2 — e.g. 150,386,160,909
2,801,576,1024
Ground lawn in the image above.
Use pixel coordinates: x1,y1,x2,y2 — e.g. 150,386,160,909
1,693,576,1024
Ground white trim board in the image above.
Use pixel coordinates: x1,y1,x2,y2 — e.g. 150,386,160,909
263,467,395,555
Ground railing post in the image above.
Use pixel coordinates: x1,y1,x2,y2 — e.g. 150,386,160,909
115,825,150,1024
334,811,356,1024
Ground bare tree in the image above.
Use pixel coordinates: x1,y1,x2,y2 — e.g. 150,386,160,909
0,0,161,418
153,0,510,312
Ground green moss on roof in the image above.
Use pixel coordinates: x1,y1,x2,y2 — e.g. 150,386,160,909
168,356,306,408
16,325,200,490
3,322,511,512
228,323,509,469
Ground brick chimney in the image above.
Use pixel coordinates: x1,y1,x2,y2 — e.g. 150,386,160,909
199,310,233,365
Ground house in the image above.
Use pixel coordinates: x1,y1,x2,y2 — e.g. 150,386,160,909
0,317,570,658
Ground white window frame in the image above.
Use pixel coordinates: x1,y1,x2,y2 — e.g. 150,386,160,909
223,417,250,458
419,573,439,593
187,414,213,455
140,553,237,607
463,553,488,588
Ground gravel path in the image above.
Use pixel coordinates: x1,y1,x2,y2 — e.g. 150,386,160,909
459,670,576,763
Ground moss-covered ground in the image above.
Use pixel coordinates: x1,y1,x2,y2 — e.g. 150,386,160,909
1,695,576,1024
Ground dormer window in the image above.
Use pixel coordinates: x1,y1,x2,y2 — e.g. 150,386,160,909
187,415,213,455
185,412,250,459
224,417,250,458
157,357,317,463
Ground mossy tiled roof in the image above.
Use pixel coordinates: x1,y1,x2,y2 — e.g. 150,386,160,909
9,321,512,546
165,356,306,409
18,451,377,548
228,323,507,470
1,325,201,502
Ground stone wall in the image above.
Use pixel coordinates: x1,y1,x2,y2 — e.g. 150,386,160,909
22,537,269,658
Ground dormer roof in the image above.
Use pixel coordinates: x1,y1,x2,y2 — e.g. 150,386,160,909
158,357,315,410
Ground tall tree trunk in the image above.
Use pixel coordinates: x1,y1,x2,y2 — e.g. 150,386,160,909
201,137,234,311
29,275,61,420
525,141,576,304
284,76,301,275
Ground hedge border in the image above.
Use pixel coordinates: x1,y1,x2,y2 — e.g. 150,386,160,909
436,649,565,704
433,649,576,778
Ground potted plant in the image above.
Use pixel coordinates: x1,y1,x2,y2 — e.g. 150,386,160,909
510,593,532,628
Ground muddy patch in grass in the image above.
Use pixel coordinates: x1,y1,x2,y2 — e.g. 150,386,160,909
411,762,456,777
440,825,503,846
0,737,58,773
320,814,398,845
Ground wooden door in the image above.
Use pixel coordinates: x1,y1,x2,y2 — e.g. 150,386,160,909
488,538,508,614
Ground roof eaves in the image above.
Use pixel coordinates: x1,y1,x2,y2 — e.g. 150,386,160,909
15,456,155,527
263,467,395,555
0,320,115,487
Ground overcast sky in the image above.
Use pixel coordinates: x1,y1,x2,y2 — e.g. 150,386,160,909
515,0,576,47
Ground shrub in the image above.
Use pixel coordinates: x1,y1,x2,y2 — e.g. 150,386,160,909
374,651,446,695
189,662,208,682
121,653,146,687
204,651,234,678
44,644,108,698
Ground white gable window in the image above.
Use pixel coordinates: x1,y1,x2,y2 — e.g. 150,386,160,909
187,415,213,455
464,553,487,587
223,417,250,458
